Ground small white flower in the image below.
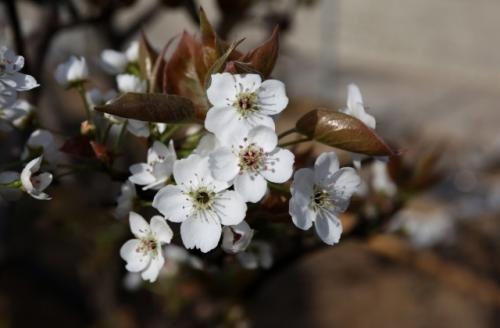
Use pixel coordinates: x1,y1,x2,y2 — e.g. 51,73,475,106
20,156,53,200
0,46,39,92
1,99,34,128
236,241,273,269
222,220,254,254
153,154,247,253
116,74,147,93
289,152,360,245
21,129,62,164
126,119,150,138
340,83,375,129
205,73,288,144
0,171,22,204
210,126,294,203
120,212,173,282
85,88,117,109
114,180,137,219
371,161,397,196
100,41,139,75
54,56,88,87
129,140,177,190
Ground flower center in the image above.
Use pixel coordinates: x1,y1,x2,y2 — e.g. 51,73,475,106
311,185,333,211
239,144,265,172
234,92,258,117
138,236,158,255
189,187,216,211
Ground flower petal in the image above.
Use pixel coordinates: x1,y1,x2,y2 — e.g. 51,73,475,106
234,74,262,93
347,83,363,109
247,126,277,152
174,154,228,191
328,167,361,203
129,163,156,186
205,105,246,144
260,148,294,183
314,210,343,245
141,254,164,282
257,79,288,115
120,239,151,272
314,152,340,186
234,172,267,203
180,216,222,253
129,211,150,238
150,215,173,244
100,49,128,74
152,185,191,222
289,168,315,230
215,190,247,226
207,72,238,107
209,147,239,182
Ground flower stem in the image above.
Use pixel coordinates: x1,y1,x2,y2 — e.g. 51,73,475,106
278,127,297,140
278,137,311,148
160,124,181,143
76,84,91,121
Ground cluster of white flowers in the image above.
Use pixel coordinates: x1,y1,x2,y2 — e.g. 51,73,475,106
117,73,366,282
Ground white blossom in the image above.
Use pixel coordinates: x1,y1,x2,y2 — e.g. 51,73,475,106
371,161,397,196
205,73,288,144
0,45,39,92
236,241,273,269
210,126,294,202
153,154,247,253
116,74,146,93
340,83,375,129
120,212,173,282
289,152,360,245
114,180,137,219
85,88,117,110
0,99,34,128
100,41,139,74
222,221,254,254
193,133,220,157
20,156,53,200
0,171,22,204
129,140,176,190
126,119,150,138
54,56,88,87
21,129,62,164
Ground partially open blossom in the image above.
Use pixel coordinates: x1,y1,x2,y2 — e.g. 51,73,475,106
209,126,294,202
0,171,22,204
21,129,62,164
340,83,375,129
100,41,139,74
120,212,173,282
236,241,273,269
114,180,137,219
0,46,39,92
20,156,53,200
54,56,88,87
205,73,288,144
153,154,247,253
129,140,176,190
222,220,254,254
289,152,360,245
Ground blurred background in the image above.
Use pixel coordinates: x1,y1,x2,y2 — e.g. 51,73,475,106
1,0,500,327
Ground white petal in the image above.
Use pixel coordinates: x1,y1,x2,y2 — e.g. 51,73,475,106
36,172,52,192
193,133,219,156
209,147,239,182
27,129,54,149
314,152,339,186
328,167,361,202
126,41,139,62
314,211,343,245
141,254,164,282
152,185,191,222
148,141,171,164
347,83,363,109
1,72,38,91
289,168,315,230
100,49,128,74
180,216,222,253
234,172,267,203
206,73,237,107
222,221,254,253
129,211,150,238
260,148,294,183
120,239,151,272
150,216,173,244
127,119,149,137
116,74,147,93
215,190,247,226
247,126,277,152
257,79,288,115
20,156,41,192
236,252,258,269
0,84,17,108
234,74,262,93
245,111,275,132
129,163,156,186
205,106,247,144
173,154,227,191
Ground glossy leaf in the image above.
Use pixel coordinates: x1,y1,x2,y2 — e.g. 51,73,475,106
95,93,199,123
296,108,395,156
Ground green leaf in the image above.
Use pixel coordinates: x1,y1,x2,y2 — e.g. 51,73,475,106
296,108,395,156
95,93,200,123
